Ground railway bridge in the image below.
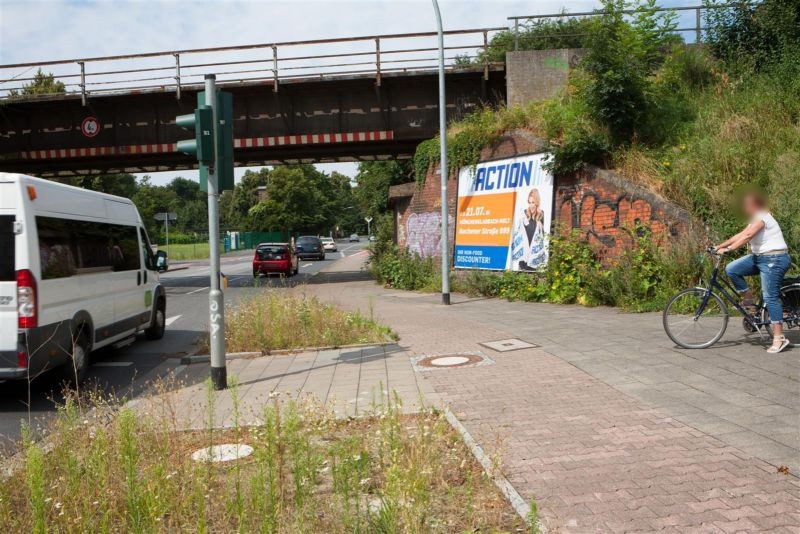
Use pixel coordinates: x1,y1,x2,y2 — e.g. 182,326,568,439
0,29,505,177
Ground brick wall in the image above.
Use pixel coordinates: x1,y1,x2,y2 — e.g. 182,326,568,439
392,131,692,260
556,167,692,258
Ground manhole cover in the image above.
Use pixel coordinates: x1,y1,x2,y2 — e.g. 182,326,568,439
480,338,539,352
191,443,254,463
411,352,493,371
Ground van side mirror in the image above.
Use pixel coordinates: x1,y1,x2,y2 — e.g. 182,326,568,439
155,250,168,272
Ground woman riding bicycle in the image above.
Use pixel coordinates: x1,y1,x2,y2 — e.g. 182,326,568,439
715,190,791,353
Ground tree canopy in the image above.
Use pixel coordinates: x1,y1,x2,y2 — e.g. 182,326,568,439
9,69,65,96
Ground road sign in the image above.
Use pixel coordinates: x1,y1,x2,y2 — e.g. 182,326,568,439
81,116,100,137
154,212,178,221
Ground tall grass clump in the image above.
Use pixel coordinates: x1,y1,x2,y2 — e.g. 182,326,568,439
218,292,397,353
0,388,523,532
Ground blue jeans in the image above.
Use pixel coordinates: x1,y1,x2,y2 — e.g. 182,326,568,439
726,253,791,324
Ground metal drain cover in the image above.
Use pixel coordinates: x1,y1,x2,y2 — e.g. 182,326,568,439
191,443,254,462
411,352,493,371
480,338,538,352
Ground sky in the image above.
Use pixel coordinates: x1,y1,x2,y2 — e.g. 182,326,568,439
0,0,698,186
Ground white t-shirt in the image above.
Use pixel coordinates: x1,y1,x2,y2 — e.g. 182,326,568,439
749,211,787,254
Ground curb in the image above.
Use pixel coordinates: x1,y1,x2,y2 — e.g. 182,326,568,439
443,406,545,533
166,265,190,272
180,342,398,365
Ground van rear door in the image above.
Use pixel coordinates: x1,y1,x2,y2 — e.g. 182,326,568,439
0,215,16,352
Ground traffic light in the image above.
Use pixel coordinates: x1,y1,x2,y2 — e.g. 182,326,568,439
176,106,214,166
197,90,234,192
175,88,234,193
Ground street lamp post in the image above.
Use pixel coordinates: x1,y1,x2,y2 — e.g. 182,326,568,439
432,0,450,305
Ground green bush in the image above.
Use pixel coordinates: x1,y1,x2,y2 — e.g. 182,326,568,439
371,225,700,312
581,0,678,144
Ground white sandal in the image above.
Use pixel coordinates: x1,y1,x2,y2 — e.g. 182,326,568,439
767,336,790,354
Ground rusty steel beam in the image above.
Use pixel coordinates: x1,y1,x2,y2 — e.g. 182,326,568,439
0,68,505,176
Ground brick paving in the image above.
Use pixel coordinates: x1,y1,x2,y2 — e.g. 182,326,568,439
303,254,800,532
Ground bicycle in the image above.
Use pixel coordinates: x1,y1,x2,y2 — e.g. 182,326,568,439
663,247,800,349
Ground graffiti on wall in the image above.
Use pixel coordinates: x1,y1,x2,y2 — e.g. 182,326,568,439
406,212,455,258
558,186,683,254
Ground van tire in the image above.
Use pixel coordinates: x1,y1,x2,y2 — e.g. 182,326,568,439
145,298,166,340
59,333,90,385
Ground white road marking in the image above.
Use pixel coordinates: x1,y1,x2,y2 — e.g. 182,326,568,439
93,361,133,367
165,315,182,326
340,251,346,258
187,286,209,295
302,263,312,268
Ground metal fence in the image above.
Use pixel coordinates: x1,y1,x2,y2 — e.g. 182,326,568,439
508,3,749,50
0,27,505,104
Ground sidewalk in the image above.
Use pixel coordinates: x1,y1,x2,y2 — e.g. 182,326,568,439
302,254,799,532
136,253,799,532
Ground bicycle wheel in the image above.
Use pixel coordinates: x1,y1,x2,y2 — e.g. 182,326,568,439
663,288,729,349
764,285,800,347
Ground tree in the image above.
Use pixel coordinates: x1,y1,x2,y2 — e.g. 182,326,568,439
223,168,270,230
9,69,65,96
328,171,362,235
352,161,411,220
68,174,138,199
703,0,800,72
476,16,596,64
248,166,330,235
131,176,179,238
581,0,677,143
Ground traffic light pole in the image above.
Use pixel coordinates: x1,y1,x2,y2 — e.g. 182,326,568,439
205,74,227,390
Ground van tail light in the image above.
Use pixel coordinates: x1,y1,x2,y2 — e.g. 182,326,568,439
17,350,28,369
16,269,37,329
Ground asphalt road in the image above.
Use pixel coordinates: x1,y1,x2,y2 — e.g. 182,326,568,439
0,238,370,454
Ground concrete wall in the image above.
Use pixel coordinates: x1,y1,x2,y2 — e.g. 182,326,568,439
506,49,584,106
392,131,692,261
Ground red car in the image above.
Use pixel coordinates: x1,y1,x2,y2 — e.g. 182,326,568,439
252,242,299,277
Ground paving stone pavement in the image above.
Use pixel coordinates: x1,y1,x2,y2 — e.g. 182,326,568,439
302,255,799,532
132,345,439,429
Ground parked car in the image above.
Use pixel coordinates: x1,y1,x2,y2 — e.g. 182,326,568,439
321,237,337,252
253,243,299,277
349,233,360,242
295,236,325,260
0,173,166,384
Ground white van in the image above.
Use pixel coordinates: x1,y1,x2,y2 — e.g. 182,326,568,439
0,174,167,383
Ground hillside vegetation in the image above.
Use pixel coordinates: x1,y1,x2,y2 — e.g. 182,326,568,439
378,0,799,311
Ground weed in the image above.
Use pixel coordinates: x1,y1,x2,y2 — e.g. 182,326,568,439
206,291,396,353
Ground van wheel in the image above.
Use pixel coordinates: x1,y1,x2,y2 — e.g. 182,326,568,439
59,333,89,385
145,298,166,340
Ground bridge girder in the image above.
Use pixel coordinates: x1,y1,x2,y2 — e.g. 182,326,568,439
0,67,505,176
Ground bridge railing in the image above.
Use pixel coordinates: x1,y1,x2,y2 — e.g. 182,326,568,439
507,3,747,50
0,28,505,104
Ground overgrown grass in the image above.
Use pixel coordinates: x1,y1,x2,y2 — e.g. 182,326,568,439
211,291,397,353
370,227,706,312
0,388,525,532
159,242,211,261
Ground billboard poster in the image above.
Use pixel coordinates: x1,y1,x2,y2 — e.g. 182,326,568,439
454,153,554,271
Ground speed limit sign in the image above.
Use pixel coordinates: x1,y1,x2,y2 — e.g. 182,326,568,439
81,116,100,137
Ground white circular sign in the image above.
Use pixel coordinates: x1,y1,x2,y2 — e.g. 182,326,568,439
81,116,100,137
